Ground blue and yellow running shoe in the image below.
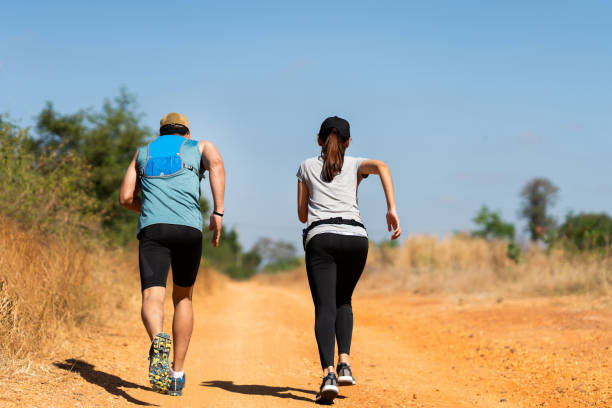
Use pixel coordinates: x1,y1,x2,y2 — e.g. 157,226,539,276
168,373,186,396
148,332,171,393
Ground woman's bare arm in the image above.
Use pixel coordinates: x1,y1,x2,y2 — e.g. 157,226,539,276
119,151,142,213
359,159,401,240
297,181,309,223
199,140,225,248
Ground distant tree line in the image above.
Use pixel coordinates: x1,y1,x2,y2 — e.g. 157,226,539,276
472,177,612,262
9,90,607,277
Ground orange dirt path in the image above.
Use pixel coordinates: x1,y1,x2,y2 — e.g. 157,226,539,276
7,281,611,407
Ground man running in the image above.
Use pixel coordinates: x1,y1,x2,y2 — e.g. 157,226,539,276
119,112,225,396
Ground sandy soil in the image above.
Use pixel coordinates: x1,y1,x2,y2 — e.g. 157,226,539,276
5,280,610,407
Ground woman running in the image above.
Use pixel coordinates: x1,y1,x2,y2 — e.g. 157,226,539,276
297,116,401,404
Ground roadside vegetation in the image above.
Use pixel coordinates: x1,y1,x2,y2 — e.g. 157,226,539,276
361,234,611,296
0,91,297,371
2,91,610,372
358,177,611,296
0,115,138,371
263,177,612,297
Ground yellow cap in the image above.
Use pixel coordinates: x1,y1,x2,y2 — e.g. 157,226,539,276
160,112,190,129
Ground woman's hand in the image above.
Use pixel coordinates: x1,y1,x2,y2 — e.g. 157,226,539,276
386,207,401,240
360,159,401,240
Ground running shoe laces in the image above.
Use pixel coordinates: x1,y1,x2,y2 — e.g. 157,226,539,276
336,362,352,378
315,372,338,404
336,362,356,385
169,373,186,396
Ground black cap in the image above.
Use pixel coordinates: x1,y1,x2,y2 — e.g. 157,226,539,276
319,116,350,141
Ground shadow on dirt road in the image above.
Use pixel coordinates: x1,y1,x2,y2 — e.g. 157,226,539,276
53,358,157,406
201,379,344,403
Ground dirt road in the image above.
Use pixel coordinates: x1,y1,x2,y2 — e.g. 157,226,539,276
9,280,611,407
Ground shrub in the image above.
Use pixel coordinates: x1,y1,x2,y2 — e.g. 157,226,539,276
262,257,301,274
0,119,101,237
558,212,612,251
471,205,515,241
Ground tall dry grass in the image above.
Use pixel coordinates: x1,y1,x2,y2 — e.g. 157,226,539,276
0,217,144,373
0,218,91,369
362,234,612,296
260,235,611,298
0,215,225,373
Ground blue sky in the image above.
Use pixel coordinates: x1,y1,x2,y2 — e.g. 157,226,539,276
2,1,611,250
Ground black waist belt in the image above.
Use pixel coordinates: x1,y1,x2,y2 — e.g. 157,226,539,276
302,217,366,250
304,217,366,236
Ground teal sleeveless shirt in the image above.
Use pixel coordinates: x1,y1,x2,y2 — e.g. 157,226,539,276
136,135,203,233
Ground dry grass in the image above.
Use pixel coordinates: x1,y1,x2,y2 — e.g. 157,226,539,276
0,218,94,371
0,217,141,374
260,235,611,298
0,216,226,374
362,234,612,296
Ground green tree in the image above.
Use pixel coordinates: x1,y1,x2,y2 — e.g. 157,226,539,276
471,205,515,241
203,226,242,273
35,89,152,244
199,198,256,279
471,205,522,263
241,249,262,276
0,116,100,236
249,238,301,273
558,212,612,251
252,238,297,266
519,178,559,242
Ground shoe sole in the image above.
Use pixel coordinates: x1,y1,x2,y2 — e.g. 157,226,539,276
149,333,171,393
316,384,338,404
338,376,356,386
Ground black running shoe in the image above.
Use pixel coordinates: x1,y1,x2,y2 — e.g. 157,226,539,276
315,372,338,404
336,362,356,386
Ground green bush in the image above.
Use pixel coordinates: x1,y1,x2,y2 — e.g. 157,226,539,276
202,226,242,272
0,118,101,237
376,239,399,249
262,257,301,274
558,212,612,251
506,241,523,264
471,205,522,263
471,205,515,240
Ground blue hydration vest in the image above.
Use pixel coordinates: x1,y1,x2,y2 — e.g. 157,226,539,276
135,135,203,233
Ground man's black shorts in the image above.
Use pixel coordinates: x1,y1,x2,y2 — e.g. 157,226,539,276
138,223,202,290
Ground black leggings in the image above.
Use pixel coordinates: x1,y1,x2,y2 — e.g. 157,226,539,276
138,223,203,290
305,233,369,369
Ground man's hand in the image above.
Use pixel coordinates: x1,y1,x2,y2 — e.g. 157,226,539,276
209,213,223,247
200,140,225,248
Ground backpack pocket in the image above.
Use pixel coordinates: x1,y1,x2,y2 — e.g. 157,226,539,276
144,154,184,177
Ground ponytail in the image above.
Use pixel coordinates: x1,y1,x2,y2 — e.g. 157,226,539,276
321,128,347,182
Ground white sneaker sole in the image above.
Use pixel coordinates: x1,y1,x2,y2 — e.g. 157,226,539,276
317,384,338,403
338,375,356,386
